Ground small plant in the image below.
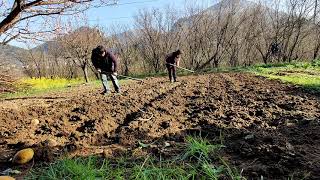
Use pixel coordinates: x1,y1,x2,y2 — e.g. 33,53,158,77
182,136,223,161
26,156,109,180
201,161,224,180
131,156,196,180
131,165,193,180
220,157,246,180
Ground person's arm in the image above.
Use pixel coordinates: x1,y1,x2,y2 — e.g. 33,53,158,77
109,52,118,75
176,56,180,67
165,55,169,65
91,50,101,72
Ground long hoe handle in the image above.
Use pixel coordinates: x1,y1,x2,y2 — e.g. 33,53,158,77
118,75,143,81
166,63,195,73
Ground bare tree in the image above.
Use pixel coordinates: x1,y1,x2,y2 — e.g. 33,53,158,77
312,0,320,59
58,26,106,82
278,0,313,62
134,7,183,73
15,48,48,78
12,0,320,82
238,4,263,66
109,25,141,76
197,0,245,69
0,0,114,44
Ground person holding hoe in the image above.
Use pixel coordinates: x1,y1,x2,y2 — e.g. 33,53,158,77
91,45,120,95
165,49,182,83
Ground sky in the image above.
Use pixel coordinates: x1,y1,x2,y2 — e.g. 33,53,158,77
84,0,281,30
8,0,213,48
7,0,270,48
86,0,214,29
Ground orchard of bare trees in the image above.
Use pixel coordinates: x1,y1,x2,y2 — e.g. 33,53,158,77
2,0,320,80
130,0,320,72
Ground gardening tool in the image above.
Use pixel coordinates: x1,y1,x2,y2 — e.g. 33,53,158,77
100,71,143,81
118,75,143,82
166,63,195,73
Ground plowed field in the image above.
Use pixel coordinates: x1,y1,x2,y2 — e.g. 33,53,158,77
1,73,320,179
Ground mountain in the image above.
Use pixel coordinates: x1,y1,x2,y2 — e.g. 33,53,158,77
0,45,26,68
174,0,260,29
32,40,58,53
208,0,257,11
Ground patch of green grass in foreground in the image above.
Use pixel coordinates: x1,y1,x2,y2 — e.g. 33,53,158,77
26,136,246,180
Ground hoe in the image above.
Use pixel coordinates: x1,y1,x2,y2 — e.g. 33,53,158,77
166,63,195,73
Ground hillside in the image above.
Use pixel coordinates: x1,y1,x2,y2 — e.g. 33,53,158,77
208,0,256,11
175,0,260,29
0,45,25,69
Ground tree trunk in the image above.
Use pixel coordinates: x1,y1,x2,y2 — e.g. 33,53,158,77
313,42,320,59
124,66,129,76
213,60,219,68
81,65,89,83
124,59,129,76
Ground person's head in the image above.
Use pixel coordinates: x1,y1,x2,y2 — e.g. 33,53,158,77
95,45,106,57
174,49,182,57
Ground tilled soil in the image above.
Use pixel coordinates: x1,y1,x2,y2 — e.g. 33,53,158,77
0,73,320,179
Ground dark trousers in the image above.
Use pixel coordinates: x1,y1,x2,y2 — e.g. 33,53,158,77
166,65,176,82
101,73,120,93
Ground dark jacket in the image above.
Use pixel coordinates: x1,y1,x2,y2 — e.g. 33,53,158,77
91,49,118,73
165,52,179,64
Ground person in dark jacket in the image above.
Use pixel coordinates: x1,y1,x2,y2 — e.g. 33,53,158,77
165,49,182,82
91,45,120,95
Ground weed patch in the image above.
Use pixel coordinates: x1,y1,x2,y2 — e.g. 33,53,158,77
26,136,244,180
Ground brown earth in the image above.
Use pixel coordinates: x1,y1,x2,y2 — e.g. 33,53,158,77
0,73,320,179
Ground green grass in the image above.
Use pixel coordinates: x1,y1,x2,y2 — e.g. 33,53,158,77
0,77,130,99
190,60,320,93
247,61,320,93
20,77,85,91
26,156,108,180
26,136,246,180
0,77,88,99
182,136,224,161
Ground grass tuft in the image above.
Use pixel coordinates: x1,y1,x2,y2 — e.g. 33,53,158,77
26,135,246,180
182,136,223,161
26,156,109,180
220,157,246,180
201,161,224,180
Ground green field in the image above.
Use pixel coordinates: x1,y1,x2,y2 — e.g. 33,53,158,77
248,61,320,93
0,77,130,99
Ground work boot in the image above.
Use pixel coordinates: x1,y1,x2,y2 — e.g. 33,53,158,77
103,91,111,96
